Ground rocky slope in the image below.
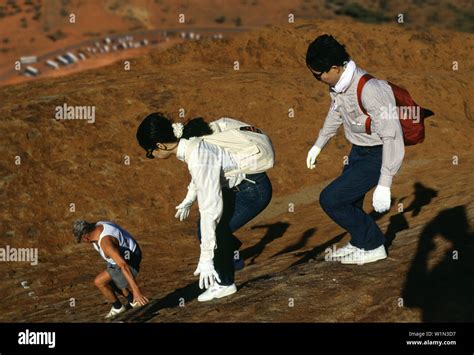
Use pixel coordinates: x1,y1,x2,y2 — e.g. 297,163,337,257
0,19,473,322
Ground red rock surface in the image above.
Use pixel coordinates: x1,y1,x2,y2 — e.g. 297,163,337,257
0,19,473,322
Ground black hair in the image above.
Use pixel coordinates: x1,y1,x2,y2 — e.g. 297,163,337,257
306,34,350,72
136,112,213,152
182,117,214,139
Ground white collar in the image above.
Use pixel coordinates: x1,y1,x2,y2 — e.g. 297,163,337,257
332,60,356,94
176,139,187,162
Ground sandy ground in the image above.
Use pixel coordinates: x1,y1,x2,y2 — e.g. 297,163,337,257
0,19,473,322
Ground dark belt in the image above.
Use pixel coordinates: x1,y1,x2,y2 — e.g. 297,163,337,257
353,144,382,149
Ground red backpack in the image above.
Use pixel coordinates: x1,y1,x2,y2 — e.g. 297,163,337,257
357,74,434,146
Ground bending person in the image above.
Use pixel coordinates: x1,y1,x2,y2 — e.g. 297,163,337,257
72,219,148,319
136,113,273,301
305,35,405,264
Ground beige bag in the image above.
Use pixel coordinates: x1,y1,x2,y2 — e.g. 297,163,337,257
185,117,275,175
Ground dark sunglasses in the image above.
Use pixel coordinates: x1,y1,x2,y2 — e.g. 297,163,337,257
308,64,328,81
312,70,325,81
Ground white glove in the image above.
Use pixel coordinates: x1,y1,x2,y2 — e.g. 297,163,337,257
193,259,221,289
174,188,197,221
306,145,321,169
372,185,391,213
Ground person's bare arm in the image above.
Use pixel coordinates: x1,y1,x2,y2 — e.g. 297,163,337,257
100,236,149,306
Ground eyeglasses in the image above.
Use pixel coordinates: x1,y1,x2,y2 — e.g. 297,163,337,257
146,148,155,159
312,70,324,81
145,142,178,159
308,65,328,81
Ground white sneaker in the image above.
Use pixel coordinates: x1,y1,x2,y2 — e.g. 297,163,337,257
340,245,387,265
329,242,358,260
104,305,126,319
197,283,237,302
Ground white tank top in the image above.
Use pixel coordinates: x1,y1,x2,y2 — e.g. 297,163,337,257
92,221,138,265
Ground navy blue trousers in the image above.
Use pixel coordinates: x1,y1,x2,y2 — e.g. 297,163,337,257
319,144,385,250
197,172,272,285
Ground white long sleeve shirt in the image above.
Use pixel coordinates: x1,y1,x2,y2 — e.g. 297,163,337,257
314,66,405,188
176,137,246,258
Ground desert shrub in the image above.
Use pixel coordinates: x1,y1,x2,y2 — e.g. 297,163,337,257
233,16,242,26
215,15,226,24
335,2,390,23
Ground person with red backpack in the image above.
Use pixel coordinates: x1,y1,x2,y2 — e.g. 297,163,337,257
136,113,274,301
305,34,432,265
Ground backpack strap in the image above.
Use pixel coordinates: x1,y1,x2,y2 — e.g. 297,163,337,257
356,74,375,135
184,137,203,164
183,126,261,165
239,126,263,134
